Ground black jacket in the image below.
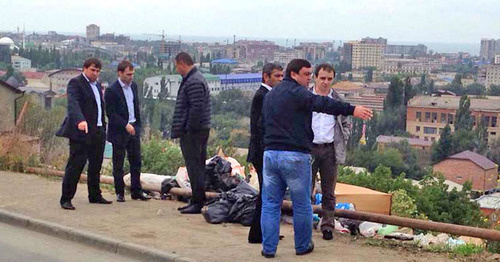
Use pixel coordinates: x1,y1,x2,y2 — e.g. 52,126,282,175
263,76,355,153
56,74,106,141
104,79,141,146
247,84,269,164
171,67,211,138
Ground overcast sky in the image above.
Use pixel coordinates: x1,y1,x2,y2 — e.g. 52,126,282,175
1,0,498,44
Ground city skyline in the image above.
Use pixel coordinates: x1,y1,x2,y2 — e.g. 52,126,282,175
1,0,498,46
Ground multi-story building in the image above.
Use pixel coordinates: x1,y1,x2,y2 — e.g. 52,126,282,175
480,39,500,61
86,24,100,40
383,58,432,74
218,73,262,91
433,150,498,192
295,42,327,61
385,44,427,56
478,63,500,88
273,49,305,65
11,55,31,71
361,37,387,45
42,69,81,94
143,74,221,99
407,95,500,143
233,40,279,62
344,41,385,69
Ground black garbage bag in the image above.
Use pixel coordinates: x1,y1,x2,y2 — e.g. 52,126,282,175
203,181,258,226
205,156,241,192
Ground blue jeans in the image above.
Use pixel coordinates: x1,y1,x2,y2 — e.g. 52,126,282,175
261,150,312,254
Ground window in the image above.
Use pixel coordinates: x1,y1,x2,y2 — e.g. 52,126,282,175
492,132,497,136
416,126,421,132
425,112,431,122
424,127,437,134
432,113,437,123
492,117,497,127
440,113,446,124
431,137,436,142
448,114,454,124
457,176,463,180
416,112,422,121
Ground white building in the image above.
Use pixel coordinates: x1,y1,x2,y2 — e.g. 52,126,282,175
144,74,221,99
11,55,31,71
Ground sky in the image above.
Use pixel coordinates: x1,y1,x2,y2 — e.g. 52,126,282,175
1,0,499,45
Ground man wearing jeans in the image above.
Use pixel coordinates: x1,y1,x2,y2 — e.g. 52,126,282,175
260,59,372,258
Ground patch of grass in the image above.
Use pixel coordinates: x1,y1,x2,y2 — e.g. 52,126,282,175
450,244,484,257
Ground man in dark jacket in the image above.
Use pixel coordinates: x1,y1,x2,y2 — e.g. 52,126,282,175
105,60,150,202
260,59,372,258
56,58,112,210
171,52,211,214
247,63,283,244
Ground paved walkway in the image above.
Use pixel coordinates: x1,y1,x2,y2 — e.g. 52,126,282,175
0,171,452,262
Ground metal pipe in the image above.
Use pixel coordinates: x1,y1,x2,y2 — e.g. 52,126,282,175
24,167,500,241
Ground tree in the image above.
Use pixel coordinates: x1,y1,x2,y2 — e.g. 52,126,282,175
347,73,353,81
431,124,452,163
465,83,486,96
488,85,500,96
403,76,415,106
454,95,473,132
448,73,464,95
474,120,488,155
364,68,373,82
384,76,404,110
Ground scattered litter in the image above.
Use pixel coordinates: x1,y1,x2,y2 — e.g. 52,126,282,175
359,222,383,237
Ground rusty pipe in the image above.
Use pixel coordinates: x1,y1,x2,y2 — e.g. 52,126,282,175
25,167,500,241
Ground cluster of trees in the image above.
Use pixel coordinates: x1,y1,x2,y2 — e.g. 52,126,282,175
443,74,500,96
431,95,496,163
338,166,486,227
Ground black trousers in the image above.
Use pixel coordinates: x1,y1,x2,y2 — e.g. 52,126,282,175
248,153,263,242
112,132,142,195
180,129,209,205
311,142,338,232
60,128,105,204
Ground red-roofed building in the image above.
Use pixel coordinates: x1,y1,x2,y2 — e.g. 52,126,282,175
433,150,498,192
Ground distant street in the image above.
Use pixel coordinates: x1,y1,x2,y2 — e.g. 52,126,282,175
0,223,139,262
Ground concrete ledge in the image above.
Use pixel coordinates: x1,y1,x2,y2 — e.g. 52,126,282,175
0,208,184,262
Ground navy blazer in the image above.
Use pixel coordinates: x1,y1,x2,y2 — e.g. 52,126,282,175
104,79,141,146
56,74,106,141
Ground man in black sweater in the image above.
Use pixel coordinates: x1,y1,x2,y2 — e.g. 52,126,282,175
260,59,372,258
171,52,211,214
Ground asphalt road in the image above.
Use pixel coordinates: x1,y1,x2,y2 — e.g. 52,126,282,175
0,222,139,262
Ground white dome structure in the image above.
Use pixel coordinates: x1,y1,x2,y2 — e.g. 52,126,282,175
0,37,14,46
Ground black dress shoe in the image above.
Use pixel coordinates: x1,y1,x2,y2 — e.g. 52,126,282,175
296,241,314,256
117,193,125,202
322,229,333,240
261,250,275,258
131,192,151,201
179,203,202,214
177,201,193,211
89,197,112,204
61,201,75,210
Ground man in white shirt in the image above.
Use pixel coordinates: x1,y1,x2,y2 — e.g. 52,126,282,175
310,63,352,240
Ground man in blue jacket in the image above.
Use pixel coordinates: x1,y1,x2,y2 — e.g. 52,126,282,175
260,59,372,258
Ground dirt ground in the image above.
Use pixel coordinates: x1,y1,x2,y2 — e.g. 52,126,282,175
0,171,460,262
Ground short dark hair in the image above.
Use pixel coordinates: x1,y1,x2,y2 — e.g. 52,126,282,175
83,57,102,69
175,52,194,66
314,63,335,78
117,60,134,72
262,63,283,82
285,59,311,78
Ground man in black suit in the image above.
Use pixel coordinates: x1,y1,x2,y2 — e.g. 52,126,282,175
56,58,112,210
105,60,150,202
247,63,283,243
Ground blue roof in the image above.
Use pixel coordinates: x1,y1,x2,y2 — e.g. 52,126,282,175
212,59,238,64
218,73,262,84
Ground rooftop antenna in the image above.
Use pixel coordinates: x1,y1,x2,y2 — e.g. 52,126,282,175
22,24,26,49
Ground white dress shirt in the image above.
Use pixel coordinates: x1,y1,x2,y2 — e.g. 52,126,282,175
118,78,136,124
312,88,335,144
261,83,272,91
82,73,103,127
